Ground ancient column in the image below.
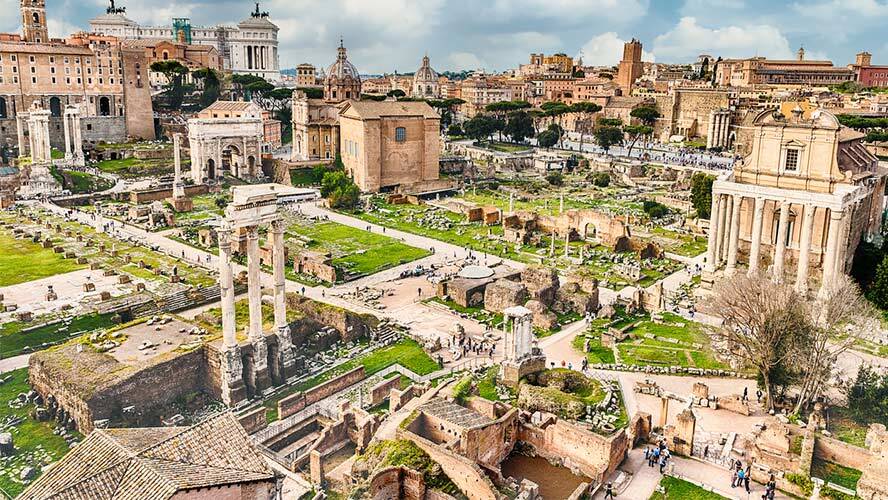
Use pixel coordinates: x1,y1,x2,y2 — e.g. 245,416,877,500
747,197,765,276
833,209,853,279
726,195,742,273
246,226,263,341
272,219,296,378
508,192,514,213
772,202,791,282
62,110,71,159
15,115,26,157
246,225,270,391
172,133,185,199
559,193,564,215
819,208,844,297
715,194,729,265
217,229,245,405
705,193,723,273
218,231,237,349
564,230,570,257
795,205,816,293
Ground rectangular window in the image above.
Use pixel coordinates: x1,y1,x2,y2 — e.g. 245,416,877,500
395,127,406,142
784,149,800,172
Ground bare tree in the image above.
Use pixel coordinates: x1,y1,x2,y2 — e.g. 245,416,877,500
791,275,879,414
712,272,811,412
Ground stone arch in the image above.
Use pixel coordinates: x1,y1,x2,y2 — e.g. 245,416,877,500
582,221,597,240
99,96,111,116
247,155,256,176
221,143,242,175
49,97,62,117
206,158,216,180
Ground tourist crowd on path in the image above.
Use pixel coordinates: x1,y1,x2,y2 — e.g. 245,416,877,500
644,438,672,474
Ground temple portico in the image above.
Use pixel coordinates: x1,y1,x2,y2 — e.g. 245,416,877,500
61,105,85,167
702,104,885,296
217,184,296,404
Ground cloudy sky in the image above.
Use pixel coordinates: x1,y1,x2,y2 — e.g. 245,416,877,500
2,0,887,74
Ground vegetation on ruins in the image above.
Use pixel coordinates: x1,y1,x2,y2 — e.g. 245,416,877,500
150,60,190,109
690,172,715,218
320,170,360,209
846,364,888,427
593,125,623,153
517,368,606,420
354,440,464,497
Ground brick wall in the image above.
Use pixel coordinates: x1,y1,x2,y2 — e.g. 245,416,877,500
399,428,499,500
277,366,366,419
814,435,873,471
238,406,268,434
370,375,402,406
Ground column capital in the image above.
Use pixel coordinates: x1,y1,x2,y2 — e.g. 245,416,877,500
245,225,260,240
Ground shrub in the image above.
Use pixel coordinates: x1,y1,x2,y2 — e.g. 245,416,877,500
452,375,473,403
643,200,669,219
590,172,610,187
546,172,564,186
786,473,814,496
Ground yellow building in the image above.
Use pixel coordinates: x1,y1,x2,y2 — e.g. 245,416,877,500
338,100,440,193
706,103,886,296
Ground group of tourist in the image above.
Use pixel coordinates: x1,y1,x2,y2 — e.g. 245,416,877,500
644,439,672,474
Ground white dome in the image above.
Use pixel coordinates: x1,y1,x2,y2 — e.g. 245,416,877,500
413,55,438,84
326,44,361,83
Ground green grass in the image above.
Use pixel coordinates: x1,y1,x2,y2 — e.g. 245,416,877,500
828,407,869,448
485,141,532,153
0,368,79,497
195,298,304,343
811,458,862,490
56,169,114,194
649,476,727,500
290,168,322,186
0,230,86,286
96,156,181,178
287,220,430,280
572,332,616,364
1,312,119,358
651,227,708,257
264,338,439,420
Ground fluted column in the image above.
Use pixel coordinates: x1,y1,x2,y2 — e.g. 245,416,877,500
62,112,71,158
726,195,742,273
246,226,262,341
819,209,844,296
772,201,791,282
705,193,723,273
218,231,237,349
715,194,728,265
16,116,26,157
720,195,733,263
747,197,765,276
795,205,816,293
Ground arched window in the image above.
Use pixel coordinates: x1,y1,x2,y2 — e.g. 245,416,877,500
99,96,111,116
32,12,39,24
49,96,61,117
0,97,6,119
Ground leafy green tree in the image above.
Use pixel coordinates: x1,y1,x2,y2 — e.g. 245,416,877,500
642,200,669,219
846,364,888,426
151,60,188,109
630,105,661,126
298,87,324,99
570,101,602,151
541,101,571,147
690,172,715,219
597,117,623,128
387,89,406,98
428,98,465,129
589,172,610,187
623,124,653,158
463,115,496,144
191,67,221,108
447,124,464,137
546,172,563,185
320,170,360,209
504,110,535,143
867,254,888,309
537,129,559,149
593,126,623,153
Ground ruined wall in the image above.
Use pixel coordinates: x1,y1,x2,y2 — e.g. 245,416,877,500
238,406,269,435
171,481,277,500
130,184,209,204
277,366,366,419
517,419,629,483
461,407,519,468
368,466,427,500
813,435,873,471
399,429,500,500
287,295,376,342
370,375,402,406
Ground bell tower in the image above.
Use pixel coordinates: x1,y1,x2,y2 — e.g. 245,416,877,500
21,0,49,44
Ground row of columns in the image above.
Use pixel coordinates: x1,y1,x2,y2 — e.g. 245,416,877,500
26,109,52,163
706,109,732,149
217,219,295,404
706,192,852,295
247,45,271,71
62,105,85,167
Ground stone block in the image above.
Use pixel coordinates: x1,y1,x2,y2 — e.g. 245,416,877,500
522,265,560,306
118,275,131,284
484,279,528,314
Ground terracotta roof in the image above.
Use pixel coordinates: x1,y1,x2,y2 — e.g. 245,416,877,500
202,101,257,112
341,100,440,120
20,412,274,500
0,42,93,55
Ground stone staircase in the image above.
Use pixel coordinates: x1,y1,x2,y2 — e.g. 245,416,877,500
129,284,245,317
373,323,401,345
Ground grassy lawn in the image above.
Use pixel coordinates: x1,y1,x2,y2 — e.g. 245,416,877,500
461,189,596,217
264,338,439,421
650,476,727,500
287,220,430,280
812,457,862,490
827,407,869,448
0,230,86,286
651,227,708,257
0,368,79,497
572,309,728,370
0,208,216,289
485,141,532,153
1,312,119,358
290,168,323,186
347,196,682,289
54,169,114,194
96,156,180,178
172,194,226,224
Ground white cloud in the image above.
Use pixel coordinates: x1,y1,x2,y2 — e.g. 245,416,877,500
446,52,486,71
793,0,888,20
48,19,83,38
577,32,654,66
484,0,648,24
652,17,793,61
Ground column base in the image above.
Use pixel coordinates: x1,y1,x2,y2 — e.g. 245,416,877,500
700,270,717,289
219,347,247,406
250,337,272,394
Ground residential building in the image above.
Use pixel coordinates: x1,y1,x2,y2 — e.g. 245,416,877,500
715,51,855,87
849,51,888,88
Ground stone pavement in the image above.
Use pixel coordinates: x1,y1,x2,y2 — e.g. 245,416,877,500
593,448,793,499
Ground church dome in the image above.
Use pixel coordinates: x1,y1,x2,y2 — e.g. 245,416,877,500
326,42,361,83
413,55,438,84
